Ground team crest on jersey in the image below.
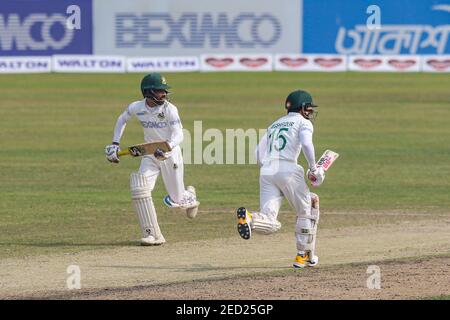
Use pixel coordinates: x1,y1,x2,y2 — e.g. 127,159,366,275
157,112,165,120
161,77,167,84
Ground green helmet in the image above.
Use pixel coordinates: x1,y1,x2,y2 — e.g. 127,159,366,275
140,73,171,92
285,90,318,121
140,73,171,105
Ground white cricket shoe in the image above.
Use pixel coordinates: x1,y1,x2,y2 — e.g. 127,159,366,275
185,186,199,219
163,187,199,219
140,235,166,246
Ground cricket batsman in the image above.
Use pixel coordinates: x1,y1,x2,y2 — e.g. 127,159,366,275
105,73,199,246
236,90,324,268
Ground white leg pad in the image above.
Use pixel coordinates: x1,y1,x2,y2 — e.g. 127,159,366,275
130,172,163,239
295,192,320,256
251,211,282,235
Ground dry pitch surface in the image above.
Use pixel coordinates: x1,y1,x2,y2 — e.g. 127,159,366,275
1,211,449,300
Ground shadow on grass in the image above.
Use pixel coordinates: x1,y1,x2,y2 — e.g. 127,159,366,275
0,241,137,247
95,264,294,273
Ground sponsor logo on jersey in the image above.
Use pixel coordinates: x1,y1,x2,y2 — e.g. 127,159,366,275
140,121,168,129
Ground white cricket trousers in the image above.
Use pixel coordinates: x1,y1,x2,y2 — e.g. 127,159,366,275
138,146,187,203
260,160,311,218
260,160,312,248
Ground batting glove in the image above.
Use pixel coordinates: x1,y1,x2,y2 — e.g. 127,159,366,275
105,144,120,163
307,166,325,187
154,147,168,161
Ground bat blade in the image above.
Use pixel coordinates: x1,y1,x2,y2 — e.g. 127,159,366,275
316,150,339,171
118,141,171,157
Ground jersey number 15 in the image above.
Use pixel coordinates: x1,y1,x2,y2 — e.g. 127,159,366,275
268,127,289,153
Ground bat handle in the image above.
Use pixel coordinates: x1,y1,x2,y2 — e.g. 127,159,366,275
117,150,130,157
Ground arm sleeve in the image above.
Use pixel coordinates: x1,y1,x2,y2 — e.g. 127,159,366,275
166,107,184,149
299,122,316,169
112,105,134,144
255,132,268,167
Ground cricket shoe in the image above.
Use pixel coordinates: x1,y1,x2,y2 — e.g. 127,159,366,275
163,189,200,219
140,235,166,246
185,186,199,219
293,252,319,268
237,207,252,240
163,195,178,208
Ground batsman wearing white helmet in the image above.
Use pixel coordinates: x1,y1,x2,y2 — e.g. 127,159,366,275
236,90,324,268
105,73,199,246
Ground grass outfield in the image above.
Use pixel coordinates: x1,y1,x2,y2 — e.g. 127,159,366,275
0,72,449,258
426,295,450,300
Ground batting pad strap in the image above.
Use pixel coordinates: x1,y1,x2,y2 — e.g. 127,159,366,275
130,172,152,199
298,227,316,235
296,224,315,252
303,213,319,221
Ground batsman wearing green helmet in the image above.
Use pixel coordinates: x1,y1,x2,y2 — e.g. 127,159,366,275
236,89,324,268
105,73,199,246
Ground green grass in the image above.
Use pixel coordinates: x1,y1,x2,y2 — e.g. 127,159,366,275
0,72,449,258
425,295,450,300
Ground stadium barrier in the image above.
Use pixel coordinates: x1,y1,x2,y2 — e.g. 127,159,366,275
0,55,449,73
274,54,347,72
0,56,52,73
52,55,126,73
127,56,200,73
421,55,450,73
200,54,272,72
348,55,421,72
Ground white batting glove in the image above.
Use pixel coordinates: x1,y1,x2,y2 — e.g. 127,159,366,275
153,147,168,161
307,166,325,187
105,144,120,163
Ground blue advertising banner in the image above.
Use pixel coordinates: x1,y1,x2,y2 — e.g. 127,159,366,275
0,0,92,56
303,0,450,54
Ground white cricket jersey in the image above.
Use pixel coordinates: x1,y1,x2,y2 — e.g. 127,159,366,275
256,112,316,169
112,99,183,150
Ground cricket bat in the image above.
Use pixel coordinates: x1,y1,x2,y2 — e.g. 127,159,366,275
315,149,339,171
117,141,171,157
